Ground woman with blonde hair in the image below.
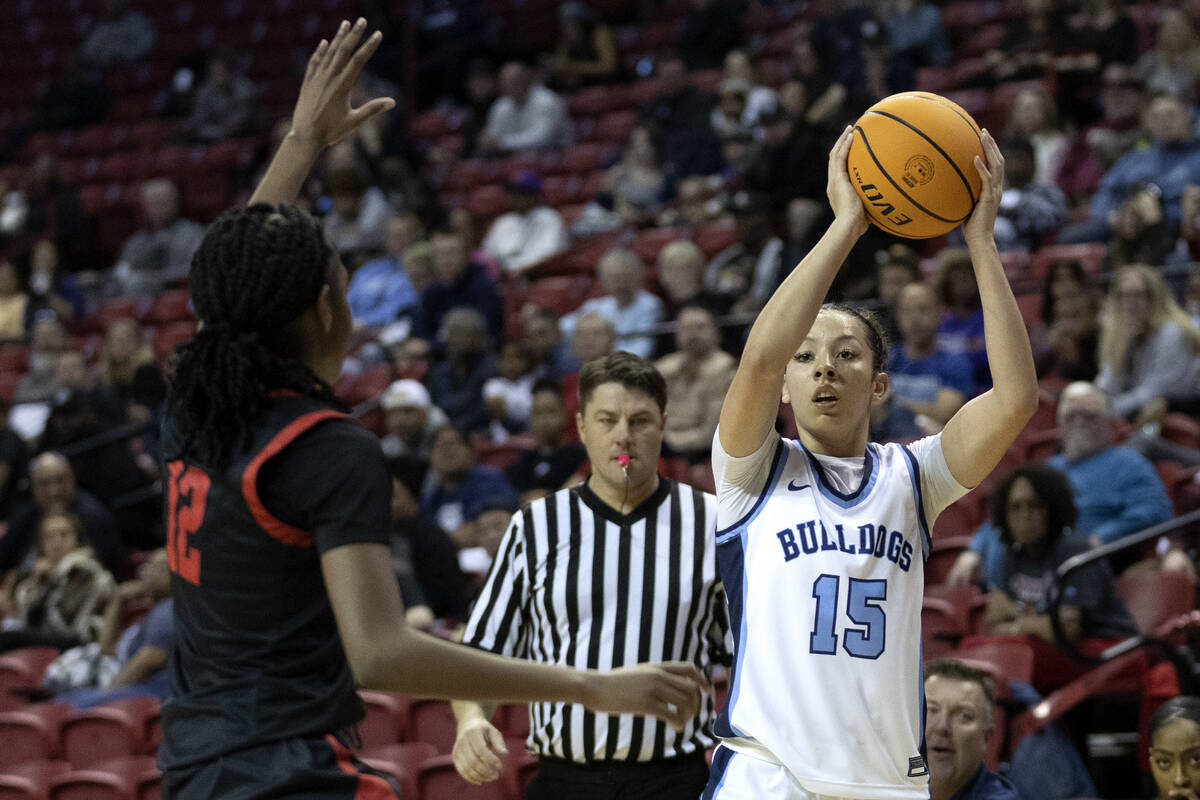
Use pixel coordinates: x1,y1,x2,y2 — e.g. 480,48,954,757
1096,264,1200,421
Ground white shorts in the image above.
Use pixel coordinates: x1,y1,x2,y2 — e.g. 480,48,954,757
702,745,857,800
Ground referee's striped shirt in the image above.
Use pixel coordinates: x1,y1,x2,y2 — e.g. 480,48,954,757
463,477,731,764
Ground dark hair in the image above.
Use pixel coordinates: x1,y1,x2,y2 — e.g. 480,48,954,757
38,511,84,553
531,378,565,398
578,351,667,414
820,303,889,373
431,423,470,448
166,204,339,471
991,464,1077,548
933,249,979,311
1002,136,1036,162
924,659,998,710
878,243,921,279
1040,259,1090,325
1150,696,1200,741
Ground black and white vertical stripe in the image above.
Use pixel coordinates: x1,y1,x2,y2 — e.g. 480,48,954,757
463,478,730,764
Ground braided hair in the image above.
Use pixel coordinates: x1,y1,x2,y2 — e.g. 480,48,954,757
167,204,340,471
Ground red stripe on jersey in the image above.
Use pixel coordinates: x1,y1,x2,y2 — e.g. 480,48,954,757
325,734,399,799
242,409,345,547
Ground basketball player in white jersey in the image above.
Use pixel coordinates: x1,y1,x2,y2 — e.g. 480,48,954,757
702,127,1037,800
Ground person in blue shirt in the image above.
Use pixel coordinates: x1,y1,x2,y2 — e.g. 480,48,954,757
948,381,1175,587
888,281,974,428
925,660,1020,800
345,213,423,328
419,423,518,548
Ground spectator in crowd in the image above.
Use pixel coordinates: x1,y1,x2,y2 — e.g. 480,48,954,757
711,79,755,167
985,0,1068,84
1096,265,1200,422
934,249,989,394
0,260,28,341
743,105,825,211
994,138,1069,253
321,163,393,267
479,62,572,156
722,50,778,128
178,49,260,143
347,212,424,329
504,380,587,501
888,282,973,429
0,399,29,521
52,352,123,426
789,33,850,133
481,343,536,441
1057,63,1146,202
387,456,469,626
14,316,67,404
678,0,743,71
1004,87,1069,188
79,0,156,71
402,240,435,297
27,240,84,324
561,312,616,429
110,179,205,296
447,208,503,279
604,124,675,222
34,56,108,133
413,226,504,344
1033,260,1101,382
98,319,164,416
656,305,735,464
982,464,1138,692
379,378,448,462
460,58,499,158
656,240,731,320
561,248,664,359
704,192,785,314
1135,7,1200,103
661,176,722,229
1107,181,1179,268
419,424,517,548
427,307,498,433
1148,696,1200,800
638,56,724,178
481,171,569,274
0,512,115,653
520,304,579,382
18,157,85,257
545,1,620,89
1057,0,1139,125
46,548,173,707
869,385,924,445
883,1,951,76
1061,94,1200,244
874,243,922,344
948,381,1175,587
924,660,1019,800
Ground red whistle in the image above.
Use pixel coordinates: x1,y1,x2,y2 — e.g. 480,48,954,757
617,455,630,467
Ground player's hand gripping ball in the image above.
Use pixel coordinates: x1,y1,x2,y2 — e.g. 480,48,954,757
847,92,985,239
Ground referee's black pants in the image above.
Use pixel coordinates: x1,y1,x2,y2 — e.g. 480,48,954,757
525,753,709,800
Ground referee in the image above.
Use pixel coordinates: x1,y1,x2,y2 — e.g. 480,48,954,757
452,352,730,799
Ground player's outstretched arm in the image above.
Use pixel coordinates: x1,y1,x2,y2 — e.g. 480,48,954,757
321,543,706,727
249,18,395,207
718,126,868,457
940,130,1038,488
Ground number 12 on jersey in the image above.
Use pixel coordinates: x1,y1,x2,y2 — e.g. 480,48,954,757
809,574,887,659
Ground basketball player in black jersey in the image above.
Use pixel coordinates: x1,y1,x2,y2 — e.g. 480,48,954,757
157,20,705,799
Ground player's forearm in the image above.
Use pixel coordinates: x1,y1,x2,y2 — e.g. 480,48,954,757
742,217,861,371
249,133,322,207
355,626,590,705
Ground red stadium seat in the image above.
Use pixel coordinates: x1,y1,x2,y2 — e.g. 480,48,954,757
568,86,620,117
60,698,161,768
49,755,156,800
0,704,73,767
0,649,60,697
1162,413,1200,450
0,760,72,800
524,276,593,316
932,493,984,540
357,691,410,747
95,298,142,328
500,739,538,800
496,704,529,741
542,175,587,207
556,143,617,176
694,218,737,256
466,185,509,219
0,344,30,375
1031,243,1107,280
139,289,192,325
1115,570,1196,636
409,699,458,754
591,110,638,144
358,742,436,800
417,754,508,800
926,535,972,585
631,228,685,264
152,321,197,365
921,597,969,659
410,108,461,141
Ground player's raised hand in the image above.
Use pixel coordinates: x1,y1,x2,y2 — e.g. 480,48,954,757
827,126,869,238
963,129,1005,246
583,662,708,731
452,717,508,784
291,18,395,149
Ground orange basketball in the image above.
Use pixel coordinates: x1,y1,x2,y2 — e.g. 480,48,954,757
846,92,984,239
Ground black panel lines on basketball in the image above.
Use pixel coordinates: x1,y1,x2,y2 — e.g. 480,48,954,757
865,108,977,207
898,92,982,137
855,124,963,227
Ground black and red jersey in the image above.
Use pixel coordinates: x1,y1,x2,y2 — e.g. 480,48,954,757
157,393,392,771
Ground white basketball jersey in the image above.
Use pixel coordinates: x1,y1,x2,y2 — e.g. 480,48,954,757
714,436,944,800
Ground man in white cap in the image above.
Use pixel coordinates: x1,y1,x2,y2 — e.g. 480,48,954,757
378,379,448,461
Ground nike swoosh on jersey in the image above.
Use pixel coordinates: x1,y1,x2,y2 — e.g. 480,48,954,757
787,480,810,491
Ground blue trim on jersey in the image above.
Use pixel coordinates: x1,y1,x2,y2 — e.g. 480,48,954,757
797,441,880,509
702,745,736,799
898,444,932,558
715,439,788,539
713,536,748,739
918,642,927,768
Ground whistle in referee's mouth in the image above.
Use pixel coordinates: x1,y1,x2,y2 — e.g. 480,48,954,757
618,454,630,479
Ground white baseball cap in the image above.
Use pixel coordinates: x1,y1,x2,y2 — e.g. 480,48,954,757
380,379,431,411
